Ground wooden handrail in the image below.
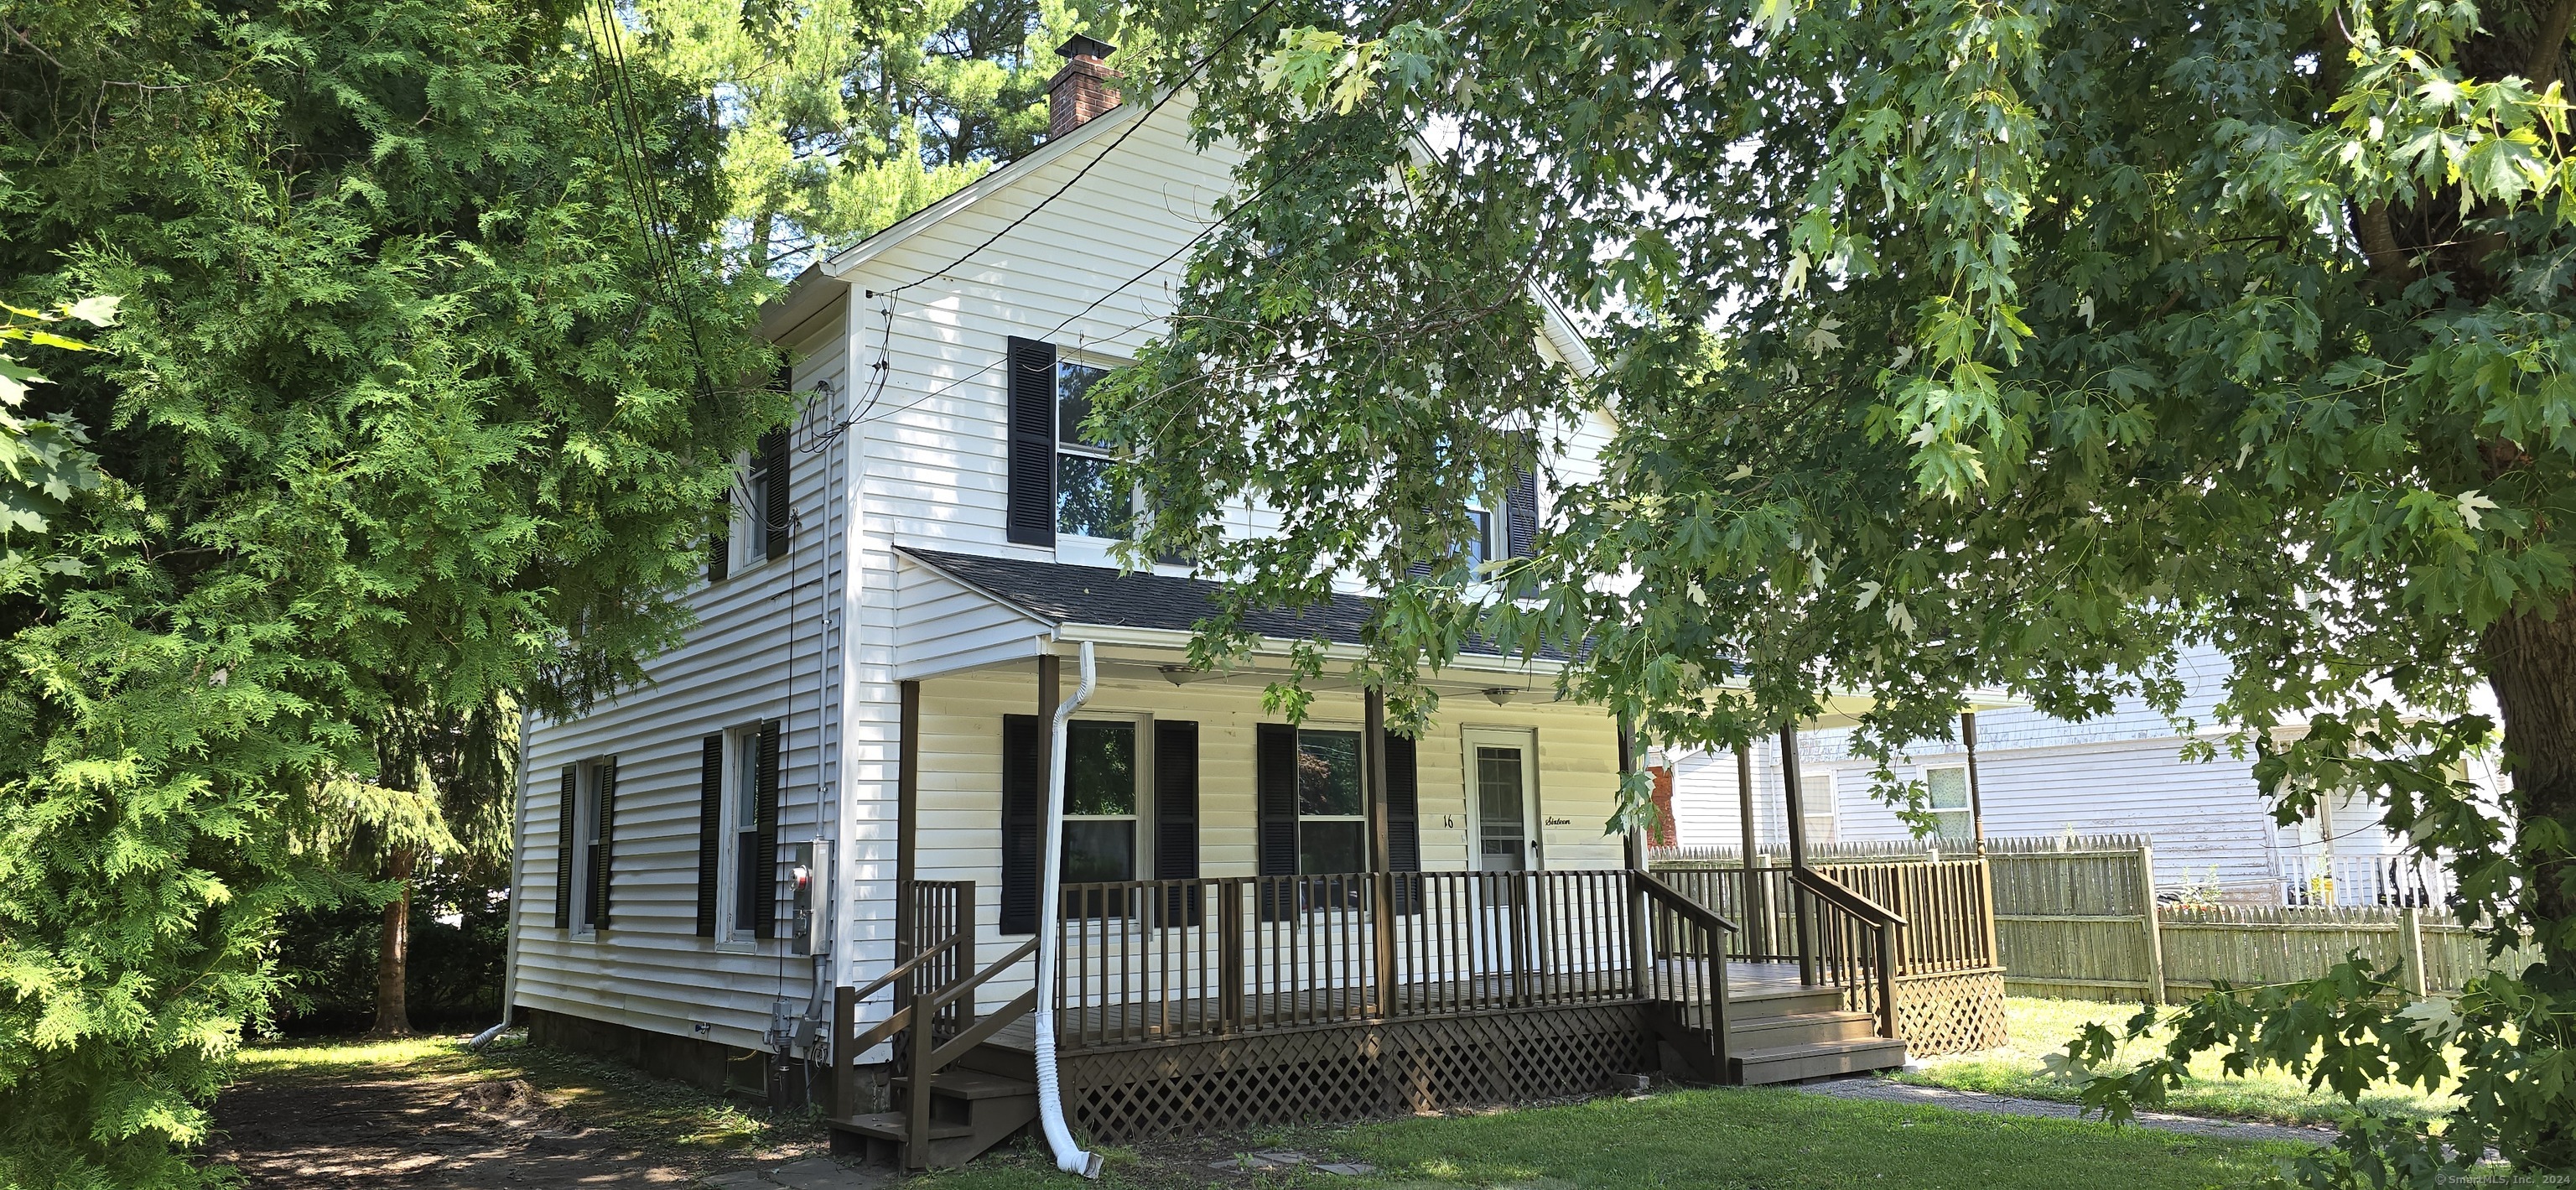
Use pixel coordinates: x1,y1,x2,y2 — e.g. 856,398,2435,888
849,929,962,1006
920,936,1039,1014
1791,866,1908,927
1635,871,1741,934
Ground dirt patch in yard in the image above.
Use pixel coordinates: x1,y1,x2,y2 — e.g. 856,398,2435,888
206,1059,808,1188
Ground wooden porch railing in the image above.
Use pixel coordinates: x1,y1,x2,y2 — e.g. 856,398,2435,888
1636,872,1735,1082
1790,867,1904,1037
1050,870,1639,1047
1653,859,1995,977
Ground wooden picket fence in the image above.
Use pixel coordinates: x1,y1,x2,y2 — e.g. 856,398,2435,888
1654,835,2537,1002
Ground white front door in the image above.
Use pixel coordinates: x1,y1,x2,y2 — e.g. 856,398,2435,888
1464,728,1540,871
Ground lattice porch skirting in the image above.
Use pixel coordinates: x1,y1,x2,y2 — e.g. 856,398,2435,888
1060,1004,1649,1140
1893,968,2008,1055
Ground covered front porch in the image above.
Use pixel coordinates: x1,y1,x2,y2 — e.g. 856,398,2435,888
835,548,2005,1163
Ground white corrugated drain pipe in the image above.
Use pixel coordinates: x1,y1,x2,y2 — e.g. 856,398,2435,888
1032,640,1104,1178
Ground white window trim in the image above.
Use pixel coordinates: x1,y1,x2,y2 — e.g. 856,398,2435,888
572,761,602,938
1063,712,1154,885
1292,720,1371,876
729,449,771,574
1923,764,1974,842
1053,353,1142,545
1799,772,1836,845
718,725,765,948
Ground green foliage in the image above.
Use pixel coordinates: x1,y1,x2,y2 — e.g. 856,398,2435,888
0,294,112,540
1103,0,2576,1179
623,0,1140,275
0,2,777,1186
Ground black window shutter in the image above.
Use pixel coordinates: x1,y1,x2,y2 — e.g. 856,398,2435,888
1005,336,1057,546
1384,732,1422,914
1000,715,1042,934
553,766,576,930
752,721,781,936
590,759,617,928
760,428,790,561
707,496,730,582
1154,720,1201,925
696,735,722,938
1504,457,1539,560
1255,723,1299,919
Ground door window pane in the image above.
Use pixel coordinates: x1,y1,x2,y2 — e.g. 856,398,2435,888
1296,730,1363,816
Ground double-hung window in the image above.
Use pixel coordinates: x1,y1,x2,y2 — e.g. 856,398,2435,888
1799,772,1836,845
1054,359,1132,540
1295,730,1368,875
1924,766,1973,843
1062,720,1140,884
729,730,762,940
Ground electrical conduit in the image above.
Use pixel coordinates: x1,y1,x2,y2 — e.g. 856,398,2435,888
1032,640,1104,1178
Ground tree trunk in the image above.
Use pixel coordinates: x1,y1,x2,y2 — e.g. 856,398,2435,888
369,847,417,1038
2479,597,2576,1164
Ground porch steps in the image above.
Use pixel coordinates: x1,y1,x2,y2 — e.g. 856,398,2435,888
1670,982,1909,1086
827,1043,1039,1168
1730,1037,1910,1085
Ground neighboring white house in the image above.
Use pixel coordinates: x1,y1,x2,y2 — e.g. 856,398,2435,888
1664,645,2494,906
500,44,1639,1102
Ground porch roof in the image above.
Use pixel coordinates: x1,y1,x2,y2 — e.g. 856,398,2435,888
891,546,1571,689
903,547,1458,651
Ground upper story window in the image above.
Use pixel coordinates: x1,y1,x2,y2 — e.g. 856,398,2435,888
1053,360,1134,540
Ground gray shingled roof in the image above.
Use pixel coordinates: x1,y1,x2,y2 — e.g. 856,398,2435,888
899,547,1535,658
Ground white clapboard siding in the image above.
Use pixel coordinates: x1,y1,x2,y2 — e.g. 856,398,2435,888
1665,645,2302,900
515,323,853,1052
514,87,1630,1056
907,669,1631,1012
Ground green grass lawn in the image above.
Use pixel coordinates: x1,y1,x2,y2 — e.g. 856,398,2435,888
231,1032,2310,1190
1892,996,2452,1127
920,1089,2309,1190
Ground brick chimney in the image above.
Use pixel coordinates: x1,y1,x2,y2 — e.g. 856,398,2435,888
1047,34,1121,139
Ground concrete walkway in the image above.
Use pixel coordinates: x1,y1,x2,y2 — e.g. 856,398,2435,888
1793,1077,2339,1146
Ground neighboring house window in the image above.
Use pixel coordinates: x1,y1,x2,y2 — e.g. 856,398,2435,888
1800,772,1836,845
1054,358,1133,539
1924,766,1973,843
1296,729,1368,874
1063,720,1140,885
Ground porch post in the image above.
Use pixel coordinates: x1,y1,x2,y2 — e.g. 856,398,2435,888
1364,688,1398,1019
889,679,921,1085
1964,709,2002,973
1035,653,1058,1023
1961,711,1987,855
1737,741,1767,959
1779,722,1816,985
1619,717,1653,1006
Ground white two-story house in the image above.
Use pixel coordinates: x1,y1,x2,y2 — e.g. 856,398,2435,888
501,39,1998,1167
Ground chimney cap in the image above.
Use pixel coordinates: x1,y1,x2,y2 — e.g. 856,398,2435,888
1057,33,1116,62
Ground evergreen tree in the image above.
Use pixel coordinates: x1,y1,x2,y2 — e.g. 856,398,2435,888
625,0,1130,276
0,2,777,1185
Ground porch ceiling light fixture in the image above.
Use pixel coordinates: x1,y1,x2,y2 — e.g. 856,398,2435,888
1158,663,1224,686
1483,687,1524,705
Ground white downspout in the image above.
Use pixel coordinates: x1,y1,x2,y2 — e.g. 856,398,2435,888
1032,641,1103,1178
